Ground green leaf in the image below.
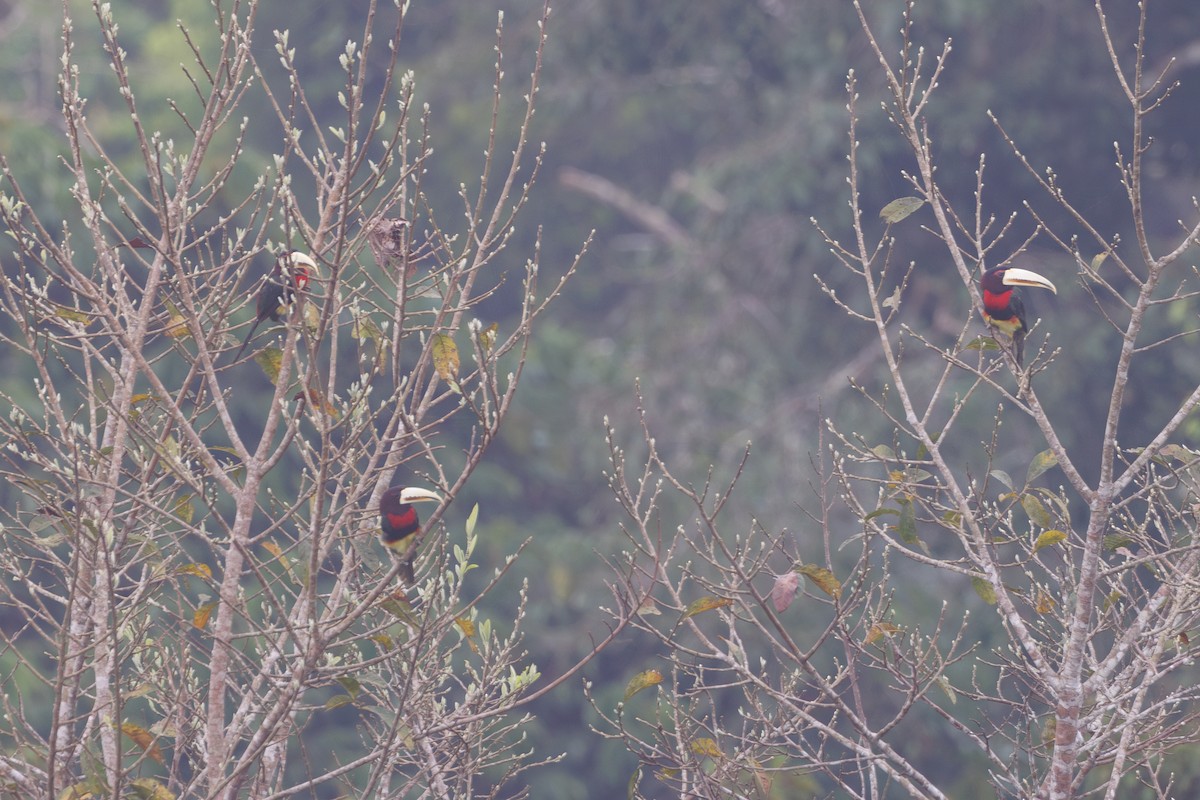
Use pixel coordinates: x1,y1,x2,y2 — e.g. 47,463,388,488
864,507,899,522
1103,534,1133,551
990,470,1013,490
173,495,194,524
1089,252,1108,272
893,499,927,553
971,576,997,605
1022,494,1054,528
255,347,282,384
879,196,925,223
336,676,361,700
627,766,641,800
1033,529,1067,553
1025,449,1058,485
915,431,940,460
464,503,479,537
963,335,1001,353
1159,444,1199,465
622,669,663,702
324,694,354,711
871,444,895,461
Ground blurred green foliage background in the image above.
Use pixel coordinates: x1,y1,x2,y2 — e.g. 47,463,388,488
5,0,1200,796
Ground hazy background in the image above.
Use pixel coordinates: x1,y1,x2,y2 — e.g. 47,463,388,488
5,0,1200,796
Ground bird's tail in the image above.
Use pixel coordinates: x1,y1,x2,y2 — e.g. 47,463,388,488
230,317,264,364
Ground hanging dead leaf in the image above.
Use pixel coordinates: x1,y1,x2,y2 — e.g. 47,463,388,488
193,600,218,629
771,570,801,612
636,596,661,616
121,722,164,765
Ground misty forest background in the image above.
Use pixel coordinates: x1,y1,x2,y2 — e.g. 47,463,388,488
5,0,1200,797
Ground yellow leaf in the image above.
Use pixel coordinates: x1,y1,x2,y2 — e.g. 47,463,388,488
129,777,175,800
121,721,165,765
1033,529,1067,554
1035,588,1056,614
682,595,732,619
262,540,297,583
193,601,217,629
455,616,479,654
432,333,460,382
477,322,498,353
689,737,723,759
797,564,841,599
622,669,663,702
54,304,93,325
164,313,189,338
865,622,902,644
177,563,212,581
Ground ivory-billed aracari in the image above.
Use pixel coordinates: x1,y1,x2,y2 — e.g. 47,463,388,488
979,266,1057,366
231,251,319,362
379,486,443,582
